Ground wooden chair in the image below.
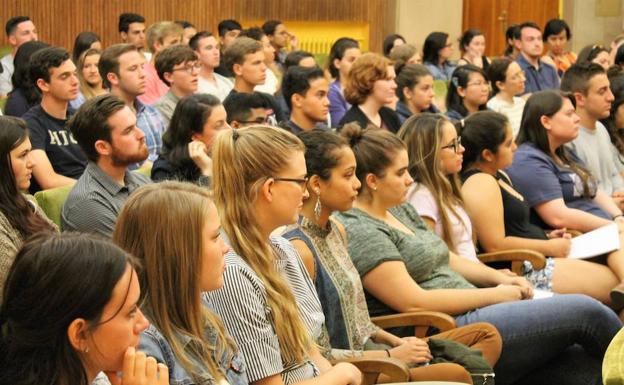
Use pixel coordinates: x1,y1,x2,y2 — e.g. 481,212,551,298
477,249,546,275
340,357,410,385
371,309,456,338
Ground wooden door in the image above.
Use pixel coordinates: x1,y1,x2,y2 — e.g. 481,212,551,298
462,0,560,57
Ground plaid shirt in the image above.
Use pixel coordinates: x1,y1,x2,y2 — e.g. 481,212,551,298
135,99,166,163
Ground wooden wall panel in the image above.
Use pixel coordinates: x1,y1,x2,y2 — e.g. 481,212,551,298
0,0,393,54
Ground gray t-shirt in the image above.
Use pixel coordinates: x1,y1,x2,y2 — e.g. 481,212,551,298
0,54,14,95
335,203,474,318
568,121,624,195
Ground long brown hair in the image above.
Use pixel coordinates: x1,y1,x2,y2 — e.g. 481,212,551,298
113,182,231,383
211,125,312,365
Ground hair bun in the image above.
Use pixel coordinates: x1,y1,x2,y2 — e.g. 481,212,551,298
339,122,364,147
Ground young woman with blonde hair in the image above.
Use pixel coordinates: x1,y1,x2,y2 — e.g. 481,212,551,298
113,181,247,385
71,48,106,109
205,125,362,385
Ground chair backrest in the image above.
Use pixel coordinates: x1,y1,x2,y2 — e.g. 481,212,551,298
604,327,624,385
136,162,152,178
33,185,73,228
433,80,448,112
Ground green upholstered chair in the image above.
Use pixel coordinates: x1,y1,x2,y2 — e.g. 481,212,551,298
604,328,624,384
34,185,73,228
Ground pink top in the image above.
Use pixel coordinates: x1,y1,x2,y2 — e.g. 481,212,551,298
138,62,169,105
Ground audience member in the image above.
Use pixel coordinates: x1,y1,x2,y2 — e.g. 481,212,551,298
138,21,183,105
214,19,242,77
382,33,406,57
118,12,149,61
515,22,559,94
394,63,437,123
99,44,167,165
4,40,48,117
610,34,624,66
154,44,199,124
240,27,280,95
73,48,106,107
601,71,624,163
457,29,490,71
113,182,247,385
338,53,400,132
328,38,361,126
281,66,329,133
23,47,86,193
205,125,363,385
263,20,295,69
614,44,624,69
71,31,102,65
335,123,622,385
0,16,38,96
0,116,56,298
577,44,611,71
222,91,268,128
152,94,229,185
223,37,286,124
541,18,576,76
388,44,422,67
423,32,456,81
175,20,196,45
445,64,489,121
0,232,169,385
561,63,623,198
486,57,526,137
285,50,316,70
503,24,520,59
62,94,150,237
190,31,233,101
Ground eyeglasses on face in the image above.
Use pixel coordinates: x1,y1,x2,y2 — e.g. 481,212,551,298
272,176,309,191
172,62,202,74
441,136,462,153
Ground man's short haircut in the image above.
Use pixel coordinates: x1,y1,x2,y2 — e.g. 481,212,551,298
189,31,213,51
282,66,325,110
561,62,607,95
69,94,126,162
519,21,541,37
155,45,197,86
99,44,138,89
239,27,265,42
285,50,315,71
118,13,145,33
175,20,195,29
5,16,30,37
223,37,263,73
218,19,242,37
29,46,70,86
262,20,282,36
223,92,267,124
146,21,183,53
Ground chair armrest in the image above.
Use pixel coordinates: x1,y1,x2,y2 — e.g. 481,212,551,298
336,357,410,385
371,310,456,338
478,249,546,275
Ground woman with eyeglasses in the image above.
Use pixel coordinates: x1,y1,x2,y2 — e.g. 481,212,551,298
335,122,622,385
204,125,362,385
577,44,610,71
151,94,230,187
423,32,456,82
445,65,489,122
486,58,526,138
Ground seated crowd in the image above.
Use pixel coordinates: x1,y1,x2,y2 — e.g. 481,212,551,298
2,11,624,385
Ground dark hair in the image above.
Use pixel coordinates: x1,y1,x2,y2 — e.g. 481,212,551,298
223,92,267,124
239,27,265,42
339,123,405,193
504,24,520,57
460,111,510,167
10,40,49,105
69,94,126,162
543,18,571,41
217,19,242,37
118,13,145,33
189,31,213,51
5,16,30,37
459,29,484,53
601,72,624,153
99,44,138,89
284,50,315,71
395,63,432,102
423,32,449,64
517,90,594,197
262,20,282,36
577,44,609,66
0,232,132,385
29,46,70,88
72,31,101,65
298,129,348,180
161,94,222,180
175,20,195,29
282,66,325,110
487,57,514,94
328,37,359,79
615,44,624,67
0,116,55,239
560,62,606,95
383,34,406,57
446,64,489,117
155,45,197,86
519,21,541,37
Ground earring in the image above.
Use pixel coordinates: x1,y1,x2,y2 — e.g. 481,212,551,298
373,186,378,191
314,193,322,220
84,346,89,353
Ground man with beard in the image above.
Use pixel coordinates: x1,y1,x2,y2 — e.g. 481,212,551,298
62,94,151,237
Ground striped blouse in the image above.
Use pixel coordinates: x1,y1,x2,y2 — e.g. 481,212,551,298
203,236,323,384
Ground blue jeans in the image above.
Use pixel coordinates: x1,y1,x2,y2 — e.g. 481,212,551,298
455,294,622,385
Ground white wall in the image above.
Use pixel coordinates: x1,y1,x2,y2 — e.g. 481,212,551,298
564,0,624,52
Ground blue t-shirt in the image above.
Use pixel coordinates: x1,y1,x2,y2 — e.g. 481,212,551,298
505,142,609,228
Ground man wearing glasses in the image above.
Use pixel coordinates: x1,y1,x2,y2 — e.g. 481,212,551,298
223,92,270,128
154,45,200,124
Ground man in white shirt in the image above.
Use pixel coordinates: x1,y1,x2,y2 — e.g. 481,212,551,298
190,31,233,101
0,16,38,96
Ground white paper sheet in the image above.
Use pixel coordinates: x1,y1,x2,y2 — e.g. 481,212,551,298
568,223,620,259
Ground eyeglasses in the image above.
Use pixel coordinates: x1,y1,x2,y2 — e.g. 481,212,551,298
441,136,462,153
172,62,202,74
466,81,488,88
273,176,309,191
